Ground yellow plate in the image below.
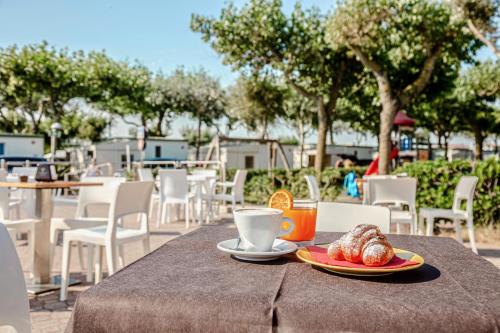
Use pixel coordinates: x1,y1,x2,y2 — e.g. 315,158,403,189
296,245,424,276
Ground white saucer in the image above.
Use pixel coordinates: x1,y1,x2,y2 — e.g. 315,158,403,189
217,238,298,262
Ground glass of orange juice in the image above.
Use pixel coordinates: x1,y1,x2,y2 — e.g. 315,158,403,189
280,199,317,246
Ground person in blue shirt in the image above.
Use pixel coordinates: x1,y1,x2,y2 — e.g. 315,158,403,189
343,171,360,198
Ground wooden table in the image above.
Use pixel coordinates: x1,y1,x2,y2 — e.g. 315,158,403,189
0,181,102,294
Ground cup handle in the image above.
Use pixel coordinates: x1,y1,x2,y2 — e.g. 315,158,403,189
277,217,295,237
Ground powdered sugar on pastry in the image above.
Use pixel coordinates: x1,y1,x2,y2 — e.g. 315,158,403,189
327,224,395,267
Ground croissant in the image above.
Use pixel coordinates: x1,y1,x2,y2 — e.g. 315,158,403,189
327,224,394,266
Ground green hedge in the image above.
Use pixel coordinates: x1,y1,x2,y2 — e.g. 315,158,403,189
229,158,499,226
394,158,499,226
227,167,367,205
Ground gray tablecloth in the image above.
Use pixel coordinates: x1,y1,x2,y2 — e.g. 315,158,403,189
67,225,500,333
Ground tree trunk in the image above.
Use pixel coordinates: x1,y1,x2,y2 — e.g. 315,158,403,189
259,117,268,140
444,134,449,161
473,127,484,160
195,117,202,160
315,99,328,172
156,111,165,137
299,122,305,168
427,136,432,161
437,134,442,149
377,80,399,175
329,125,334,145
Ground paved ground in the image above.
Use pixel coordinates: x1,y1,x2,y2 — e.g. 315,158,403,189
10,202,500,333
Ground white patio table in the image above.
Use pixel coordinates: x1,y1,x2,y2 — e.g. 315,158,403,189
187,174,216,224
0,180,102,294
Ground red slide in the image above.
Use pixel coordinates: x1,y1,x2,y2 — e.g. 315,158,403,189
364,147,399,176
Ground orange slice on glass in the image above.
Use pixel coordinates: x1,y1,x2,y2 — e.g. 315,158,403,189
268,189,294,210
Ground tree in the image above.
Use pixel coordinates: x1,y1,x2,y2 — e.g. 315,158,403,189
0,110,29,133
228,75,286,139
455,60,500,159
180,126,214,148
192,0,357,172
41,111,108,145
453,0,499,57
174,68,226,159
283,89,315,167
78,116,108,142
328,0,477,174
0,43,53,132
91,57,154,128
91,54,182,137
411,95,462,158
337,72,380,140
146,73,184,136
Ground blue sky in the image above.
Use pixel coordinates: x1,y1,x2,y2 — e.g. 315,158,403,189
0,0,332,86
0,0,494,145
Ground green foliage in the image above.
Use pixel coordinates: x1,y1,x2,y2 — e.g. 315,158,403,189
454,61,500,157
233,159,499,226
453,0,499,56
227,166,367,204
394,159,500,225
192,0,358,171
0,110,29,133
191,0,344,96
172,68,226,157
337,72,380,137
283,89,316,145
41,112,108,144
228,74,286,139
455,60,500,101
328,0,478,173
180,126,214,147
328,0,475,85
0,42,95,131
278,135,299,145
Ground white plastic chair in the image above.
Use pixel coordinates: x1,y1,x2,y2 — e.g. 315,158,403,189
137,168,155,182
362,175,398,204
368,178,417,234
213,169,248,212
137,168,160,218
0,224,31,333
304,175,320,201
419,176,479,253
158,169,196,228
316,202,391,234
9,167,38,219
60,181,154,301
0,176,39,273
50,177,126,277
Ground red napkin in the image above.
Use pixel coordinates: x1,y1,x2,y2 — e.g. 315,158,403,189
307,246,419,269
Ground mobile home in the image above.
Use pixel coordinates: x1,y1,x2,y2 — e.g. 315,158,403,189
91,137,188,171
0,133,44,157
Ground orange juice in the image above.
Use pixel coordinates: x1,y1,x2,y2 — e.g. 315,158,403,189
281,206,317,242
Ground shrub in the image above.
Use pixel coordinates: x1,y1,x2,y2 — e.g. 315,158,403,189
227,167,367,205
229,158,499,226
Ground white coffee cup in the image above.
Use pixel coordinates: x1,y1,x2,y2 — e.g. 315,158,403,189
233,208,295,252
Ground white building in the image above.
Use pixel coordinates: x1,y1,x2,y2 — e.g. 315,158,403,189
195,142,295,170
91,137,188,171
0,133,44,157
